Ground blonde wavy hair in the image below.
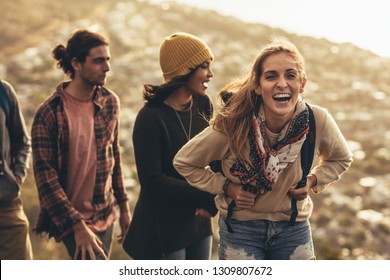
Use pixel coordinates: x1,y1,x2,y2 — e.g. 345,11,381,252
211,39,307,159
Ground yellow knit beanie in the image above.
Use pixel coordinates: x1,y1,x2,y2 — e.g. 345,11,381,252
159,32,214,83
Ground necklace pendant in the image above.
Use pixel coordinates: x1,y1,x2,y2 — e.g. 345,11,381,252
173,108,192,141
167,97,193,141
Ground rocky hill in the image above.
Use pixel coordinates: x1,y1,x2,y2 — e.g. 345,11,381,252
1,0,389,260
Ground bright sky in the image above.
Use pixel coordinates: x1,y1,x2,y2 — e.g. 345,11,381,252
172,0,390,58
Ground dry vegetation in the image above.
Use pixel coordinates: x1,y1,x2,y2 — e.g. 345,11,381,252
1,0,390,260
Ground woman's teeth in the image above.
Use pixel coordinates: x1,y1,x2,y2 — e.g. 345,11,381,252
273,93,291,102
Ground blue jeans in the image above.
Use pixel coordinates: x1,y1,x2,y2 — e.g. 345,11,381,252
163,235,213,260
62,224,113,260
218,216,315,260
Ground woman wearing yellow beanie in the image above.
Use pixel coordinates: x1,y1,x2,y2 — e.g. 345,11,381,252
123,32,217,260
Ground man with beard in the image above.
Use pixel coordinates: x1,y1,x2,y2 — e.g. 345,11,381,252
31,29,131,260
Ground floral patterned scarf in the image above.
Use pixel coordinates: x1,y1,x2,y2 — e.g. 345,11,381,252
230,101,309,194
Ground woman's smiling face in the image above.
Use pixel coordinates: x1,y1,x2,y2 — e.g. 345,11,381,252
184,60,214,96
256,52,306,119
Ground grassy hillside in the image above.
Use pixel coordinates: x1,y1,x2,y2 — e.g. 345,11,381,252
1,0,390,260
0,0,118,59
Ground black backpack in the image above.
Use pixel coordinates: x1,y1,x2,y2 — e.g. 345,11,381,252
0,80,12,178
289,103,316,225
0,80,11,130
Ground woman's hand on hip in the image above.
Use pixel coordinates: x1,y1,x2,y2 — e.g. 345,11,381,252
226,182,257,208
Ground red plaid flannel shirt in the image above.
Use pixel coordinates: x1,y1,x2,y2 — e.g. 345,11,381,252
32,82,128,240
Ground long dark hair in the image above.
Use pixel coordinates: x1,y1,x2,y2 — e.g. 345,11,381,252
143,67,197,106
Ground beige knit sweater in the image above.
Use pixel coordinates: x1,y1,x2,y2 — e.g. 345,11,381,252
174,105,353,222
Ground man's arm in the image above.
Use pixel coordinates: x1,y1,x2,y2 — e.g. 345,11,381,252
3,81,31,182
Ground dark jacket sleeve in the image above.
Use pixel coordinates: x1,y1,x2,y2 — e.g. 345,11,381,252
2,80,31,181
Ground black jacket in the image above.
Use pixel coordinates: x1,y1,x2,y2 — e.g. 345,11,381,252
123,94,217,259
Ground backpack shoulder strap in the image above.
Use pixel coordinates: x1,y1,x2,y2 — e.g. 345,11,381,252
289,103,316,225
0,80,11,127
301,103,316,180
